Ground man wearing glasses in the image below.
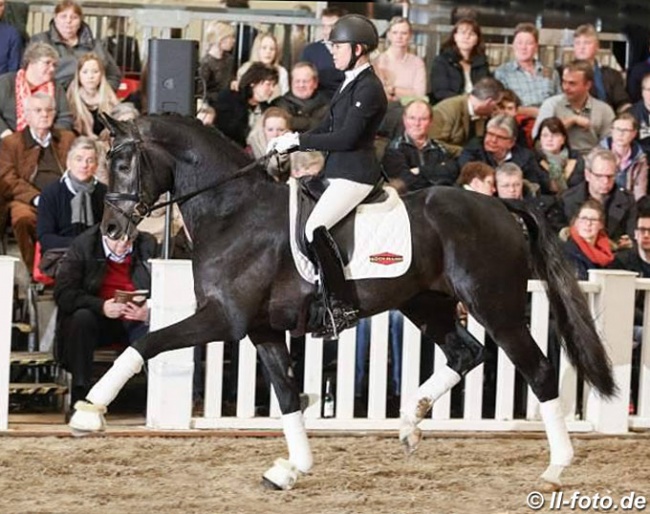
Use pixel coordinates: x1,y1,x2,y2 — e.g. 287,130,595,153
559,147,636,249
0,93,75,270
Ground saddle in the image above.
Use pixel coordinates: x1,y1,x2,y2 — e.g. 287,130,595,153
295,176,388,262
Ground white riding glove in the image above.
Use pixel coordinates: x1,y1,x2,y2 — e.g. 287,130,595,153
266,131,300,155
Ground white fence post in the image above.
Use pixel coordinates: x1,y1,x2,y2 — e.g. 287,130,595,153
0,257,17,431
585,270,636,434
146,259,195,429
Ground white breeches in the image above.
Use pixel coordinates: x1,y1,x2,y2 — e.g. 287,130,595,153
305,178,374,242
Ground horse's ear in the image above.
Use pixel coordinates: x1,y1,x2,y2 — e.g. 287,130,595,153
99,112,129,137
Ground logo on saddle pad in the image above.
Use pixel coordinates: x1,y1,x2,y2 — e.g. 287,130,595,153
369,252,404,265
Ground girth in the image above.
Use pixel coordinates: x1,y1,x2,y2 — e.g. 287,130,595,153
295,176,388,263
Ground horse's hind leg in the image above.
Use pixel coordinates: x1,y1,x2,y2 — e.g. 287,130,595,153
398,294,485,453
252,329,313,491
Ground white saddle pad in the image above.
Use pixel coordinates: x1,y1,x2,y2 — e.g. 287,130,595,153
288,178,412,284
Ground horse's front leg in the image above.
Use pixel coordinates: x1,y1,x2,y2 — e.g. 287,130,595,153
252,329,313,491
69,302,238,434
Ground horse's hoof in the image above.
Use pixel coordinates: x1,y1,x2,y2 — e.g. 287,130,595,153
539,464,565,492
399,420,423,455
262,458,299,491
68,401,107,434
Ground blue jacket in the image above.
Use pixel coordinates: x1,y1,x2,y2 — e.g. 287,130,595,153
0,21,22,74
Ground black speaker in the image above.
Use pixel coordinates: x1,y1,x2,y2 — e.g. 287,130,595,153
147,39,198,116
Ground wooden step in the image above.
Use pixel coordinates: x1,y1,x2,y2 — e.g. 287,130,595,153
10,352,56,366
9,383,68,396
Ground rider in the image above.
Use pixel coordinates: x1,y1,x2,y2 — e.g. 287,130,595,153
267,14,387,338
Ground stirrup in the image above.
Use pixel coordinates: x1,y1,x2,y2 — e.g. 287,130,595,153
312,303,359,339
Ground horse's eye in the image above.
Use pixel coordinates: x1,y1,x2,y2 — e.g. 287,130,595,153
116,163,130,174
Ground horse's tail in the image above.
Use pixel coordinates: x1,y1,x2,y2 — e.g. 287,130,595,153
503,200,617,398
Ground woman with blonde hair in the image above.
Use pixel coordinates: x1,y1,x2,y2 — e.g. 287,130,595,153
373,17,426,102
247,106,292,181
67,52,119,139
236,32,289,101
199,21,236,106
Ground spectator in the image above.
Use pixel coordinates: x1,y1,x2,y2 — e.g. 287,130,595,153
0,42,73,139
431,76,505,157
37,136,106,255
0,93,76,270
235,32,288,102
559,147,636,247
66,53,119,140
563,198,619,280
198,21,236,108
382,99,459,192
290,150,324,179
109,101,139,123
534,116,586,194
628,46,650,105
494,23,561,119
30,0,121,91
299,6,345,99
495,162,528,200
458,114,550,193
534,59,615,156
215,62,278,148
247,106,291,182
103,16,141,73
599,112,648,201
0,0,22,74
629,72,650,159
428,17,490,105
373,17,426,102
457,161,496,195
54,225,157,406
272,62,329,133
570,24,631,113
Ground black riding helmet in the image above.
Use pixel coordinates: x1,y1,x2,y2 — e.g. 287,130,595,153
329,14,378,70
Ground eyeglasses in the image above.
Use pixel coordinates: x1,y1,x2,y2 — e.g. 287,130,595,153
612,126,635,134
577,216,601,224
636,227,650,235
485,131,513,142
28,107,55,114
588,171,616,180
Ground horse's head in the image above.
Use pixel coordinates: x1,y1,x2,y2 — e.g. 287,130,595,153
100,114,171,240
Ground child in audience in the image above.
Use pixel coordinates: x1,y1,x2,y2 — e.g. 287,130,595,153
247,106,292,181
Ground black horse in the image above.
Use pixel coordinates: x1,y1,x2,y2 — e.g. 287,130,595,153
69,114,615,491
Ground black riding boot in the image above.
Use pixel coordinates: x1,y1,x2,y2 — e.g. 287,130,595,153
308,226,359,339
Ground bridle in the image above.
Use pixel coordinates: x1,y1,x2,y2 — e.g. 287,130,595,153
103,131,276,237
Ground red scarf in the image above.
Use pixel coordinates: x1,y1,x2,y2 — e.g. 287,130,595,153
569,225,614,266
15,69,56,132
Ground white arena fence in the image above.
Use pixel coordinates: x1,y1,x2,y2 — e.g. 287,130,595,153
1,258,649,434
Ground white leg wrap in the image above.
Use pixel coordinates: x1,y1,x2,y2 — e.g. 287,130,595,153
540,398,574,467
401,366,461,424
86,347,145,407
282,411,313,474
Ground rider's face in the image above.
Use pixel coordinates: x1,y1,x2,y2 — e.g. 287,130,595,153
330,42,354,71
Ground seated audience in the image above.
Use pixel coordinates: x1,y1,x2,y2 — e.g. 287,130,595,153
495,162,529,200
431,77,505,157
628,56,650,105
272,62,329,133
198,21,236,108
382,99,459,193
428,17,489,105
247,107,292,182
0,42,73,139
37,136,106,255
299,6,345,99
570,24,631,113
373,17,426,102
290,150,324,179
0,0,22,74
66,53,119,140
629,72,650,159
494,23,561,120
534,59,615,156
599,112,648,201
0,93,75,270
563,199,620,280
215,63,278,148
456,161,495,195
559,147,636,248
30,0,121,91
235,32,288,101
458,114,550,193
54,225,157,406
534,116,585,194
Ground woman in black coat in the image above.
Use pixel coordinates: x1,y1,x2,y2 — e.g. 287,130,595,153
428,18,491,104
266,15,387,338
